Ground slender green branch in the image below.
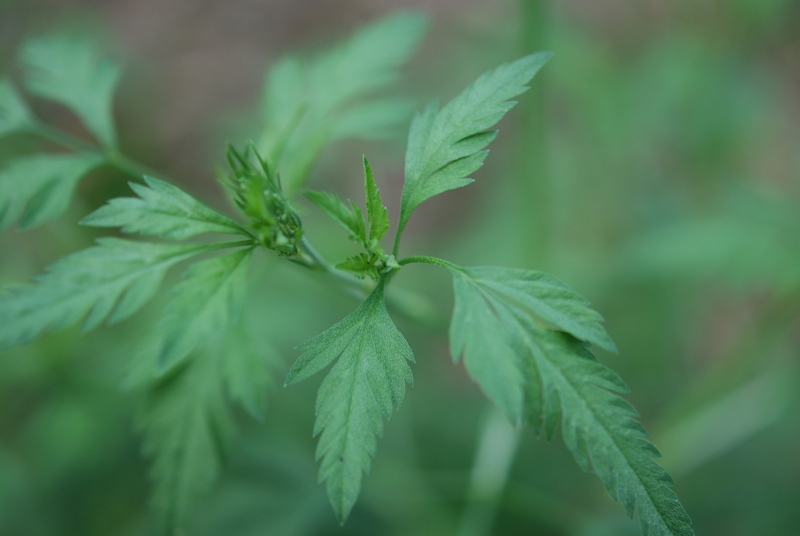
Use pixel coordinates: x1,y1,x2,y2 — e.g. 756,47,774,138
399,255,459,270
26,121,96,152
291,236,375,296
26,121,172,182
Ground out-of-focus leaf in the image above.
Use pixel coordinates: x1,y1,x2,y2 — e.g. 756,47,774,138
260,12,427,191
0,153,105,231
20,34,121,147
0,79,31,137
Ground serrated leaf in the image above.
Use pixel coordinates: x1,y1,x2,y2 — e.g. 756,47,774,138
0,79,31,137
0,239,219,351
447,264,693,535
0,152,105,231
260,12,427,191
335,254,371,279
285,280,413,523
20,34,121,147
157,247,254,371
363,157,388,243
81,176,252,240
304,189,367,246
137,351,233,531
464,267,617,353
397,53,552,241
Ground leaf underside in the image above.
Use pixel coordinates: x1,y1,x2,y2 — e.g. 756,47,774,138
286,280,413,523
0,239,219,351
157,247,255,371
0,78,31,137
260,12,427,191
82,176,251,240
449,266,693,536
20,34,120,147
0,152,105,231
133,312,281,532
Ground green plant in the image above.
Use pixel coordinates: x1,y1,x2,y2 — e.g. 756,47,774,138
0,12,693,536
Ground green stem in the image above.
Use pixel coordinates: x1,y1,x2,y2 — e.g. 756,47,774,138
457,408,522,536
290,237,376,301
398,255,458,270
27,121,170,181
516,0,551,267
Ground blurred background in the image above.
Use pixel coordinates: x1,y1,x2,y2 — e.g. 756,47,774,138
1,0,799,535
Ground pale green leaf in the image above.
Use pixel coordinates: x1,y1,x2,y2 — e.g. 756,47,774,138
0,152,105,231
363,157,389,243
398,53,552,239
137,351,233,531
0,79,31,137
304,189,367,246
220,319,281,421
331,99,415,141
0,239,218,351
260,12,427,191
20,34,121,147
335,254,371,279
81,176,252,240
285,280,413,523
157,247,254,371
447,264,693,536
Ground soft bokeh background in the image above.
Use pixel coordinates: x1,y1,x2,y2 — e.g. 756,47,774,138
1,1,799,535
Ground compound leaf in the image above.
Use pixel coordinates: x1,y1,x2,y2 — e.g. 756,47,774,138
0,79,31,137
285,280,413,523
20,34,121,147
0,239,219,351
0,152,105,231
260,12,427,191
157,247,254,371
82,176,252,240
448,264,693,536
363,157,388,243
398,53,552,240
304,189,367,246
133,306,281,532
137,350,233,532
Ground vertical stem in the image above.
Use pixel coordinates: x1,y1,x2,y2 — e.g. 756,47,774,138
458,3,551,534
515,0,551,268
457,408,521,536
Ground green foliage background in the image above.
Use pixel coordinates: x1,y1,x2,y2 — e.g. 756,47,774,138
1,1,798,535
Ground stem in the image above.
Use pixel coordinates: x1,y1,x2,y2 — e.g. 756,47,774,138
516,0,551,267
457,408,522,536
27,121,172,181
398,255,458,270
288,237,374,303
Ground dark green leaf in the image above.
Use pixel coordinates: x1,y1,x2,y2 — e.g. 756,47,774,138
20,34,121,147
81,176,252,240
363,157,389,243
0,153,105,231
285,280,413,523
447,264,693,536
398,53,552,239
